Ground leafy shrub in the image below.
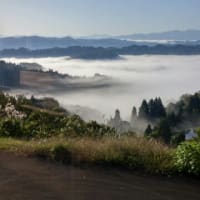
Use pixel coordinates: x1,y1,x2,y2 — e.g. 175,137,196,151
171,131,185,146
51,144,71,163
0,92,117,139
0,119,23,137
175,141,200,175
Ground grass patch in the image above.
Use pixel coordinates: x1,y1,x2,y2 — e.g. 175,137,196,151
0,136,175,175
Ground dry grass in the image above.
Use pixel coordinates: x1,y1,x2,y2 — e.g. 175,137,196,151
0,136,174,174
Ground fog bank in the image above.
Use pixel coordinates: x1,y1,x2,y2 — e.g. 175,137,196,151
2,55,200,121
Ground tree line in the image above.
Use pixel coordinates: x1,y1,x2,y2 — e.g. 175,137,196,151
137,93,200,145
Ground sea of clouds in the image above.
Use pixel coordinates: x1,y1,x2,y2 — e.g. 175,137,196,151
2,55,200,122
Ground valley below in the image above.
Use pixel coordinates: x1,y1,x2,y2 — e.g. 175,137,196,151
2,55,200,121
1,1,200,199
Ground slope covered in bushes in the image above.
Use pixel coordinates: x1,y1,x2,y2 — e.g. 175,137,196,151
0,91,200,176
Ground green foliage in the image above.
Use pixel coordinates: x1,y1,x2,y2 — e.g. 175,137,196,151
1,91,200,176
144,124,152,137
0,119,23,137
0,137,173,175
175,141,200,175
148,120,172,144
167,92,200,124
0,92,116,139
148,98,166,119
166,112,180,127
139,98,166,120
171,132,185,146
139,92,200,145
187,93,200,114
0,91,7,107
50,144,71,163
138,100,149,119
195,128,200,138
157,119,171,144
86,121,115,137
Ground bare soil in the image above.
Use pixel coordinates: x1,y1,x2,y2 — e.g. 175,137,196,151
0,152,199,200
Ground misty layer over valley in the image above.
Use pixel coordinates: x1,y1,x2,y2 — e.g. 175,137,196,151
2,55,200,123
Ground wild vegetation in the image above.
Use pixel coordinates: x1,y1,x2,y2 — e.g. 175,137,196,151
141,93,200,145
0,136,173,174
108,92,200,146
0,92,115,138
0,91,200,176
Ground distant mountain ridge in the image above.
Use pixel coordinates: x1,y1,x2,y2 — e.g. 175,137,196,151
1,45,200,60
0,30,200,50
117,30,200,40
0,36,135,50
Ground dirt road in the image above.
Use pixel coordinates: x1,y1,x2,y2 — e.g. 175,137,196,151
0,152,199,200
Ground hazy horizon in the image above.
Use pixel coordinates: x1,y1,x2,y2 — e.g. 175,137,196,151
0,29,200,38
1,0,200,121
1,0,200,37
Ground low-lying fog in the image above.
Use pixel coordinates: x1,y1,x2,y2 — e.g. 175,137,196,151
2,55,200,122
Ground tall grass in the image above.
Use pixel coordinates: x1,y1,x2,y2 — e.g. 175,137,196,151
0,136,174,174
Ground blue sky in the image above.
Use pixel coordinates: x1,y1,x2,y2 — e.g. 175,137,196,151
0,0,200,36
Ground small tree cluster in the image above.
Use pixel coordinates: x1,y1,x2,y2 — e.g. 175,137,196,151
139,98,166,121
